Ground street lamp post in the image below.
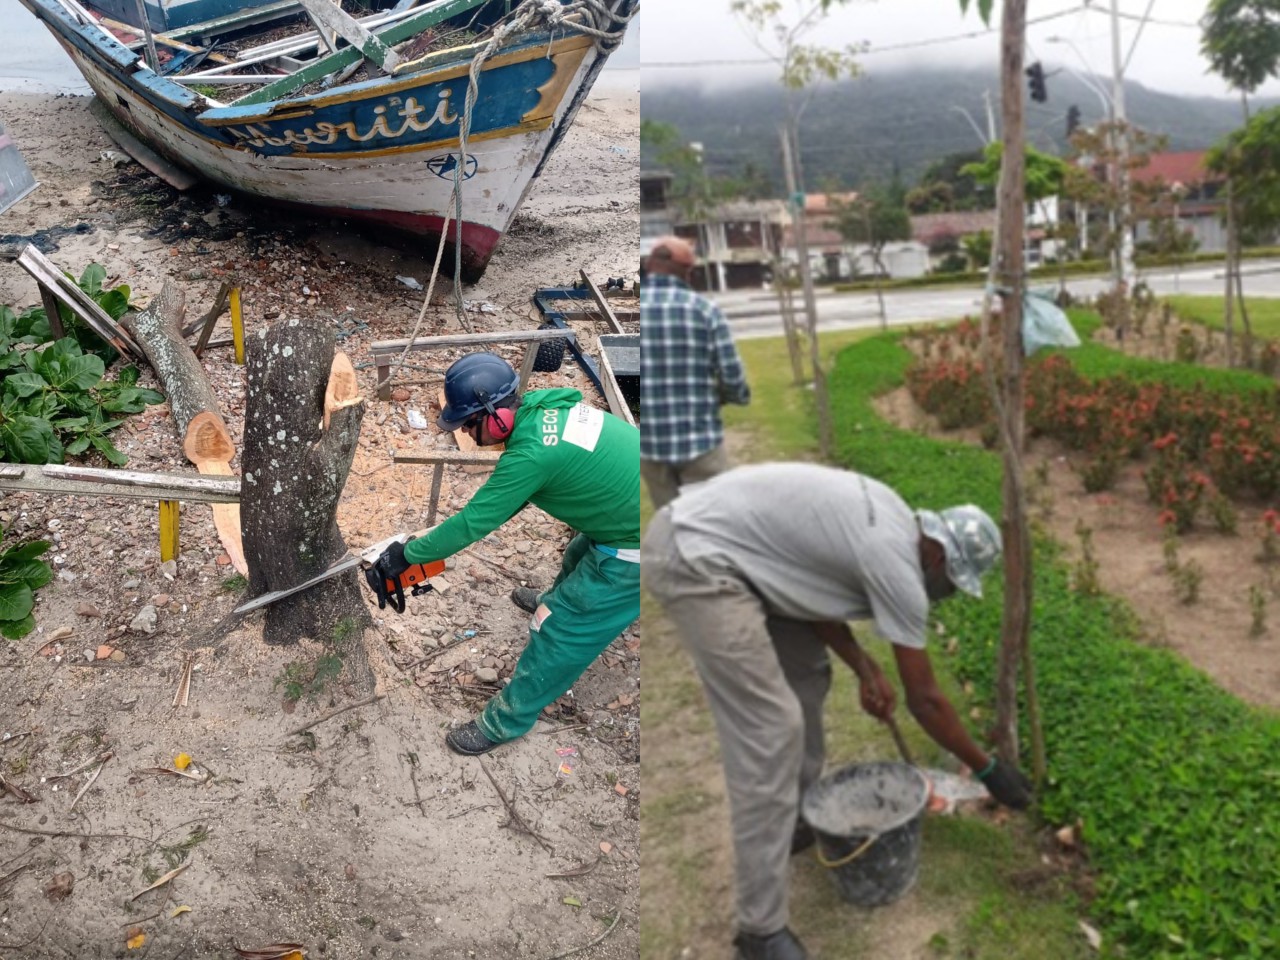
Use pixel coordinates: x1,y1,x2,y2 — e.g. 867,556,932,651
1046,33,1135,298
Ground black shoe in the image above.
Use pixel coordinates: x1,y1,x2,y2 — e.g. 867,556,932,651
445,720,501,756
510,586,540,614
734,928,809,960
791,820,816,856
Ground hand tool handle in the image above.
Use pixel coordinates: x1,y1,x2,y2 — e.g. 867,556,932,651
883,713,916,767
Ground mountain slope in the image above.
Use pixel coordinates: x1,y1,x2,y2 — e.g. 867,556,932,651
642,66,1274,192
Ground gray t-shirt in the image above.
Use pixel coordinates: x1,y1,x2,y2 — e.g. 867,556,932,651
670,463,928,649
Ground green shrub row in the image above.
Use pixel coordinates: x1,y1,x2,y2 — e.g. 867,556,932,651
827,333,1280,959
829,246,1280,295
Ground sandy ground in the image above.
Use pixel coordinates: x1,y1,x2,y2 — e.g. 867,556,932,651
0,69,641,959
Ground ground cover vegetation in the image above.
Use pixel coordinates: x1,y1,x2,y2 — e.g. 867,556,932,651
829,321,1280,959
0,263,162,465
0,263,163,640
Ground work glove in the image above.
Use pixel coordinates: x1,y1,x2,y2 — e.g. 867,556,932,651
976,756,1033,810
377,540,412,580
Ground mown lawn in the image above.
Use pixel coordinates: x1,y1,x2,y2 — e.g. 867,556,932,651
1166,294,1280,339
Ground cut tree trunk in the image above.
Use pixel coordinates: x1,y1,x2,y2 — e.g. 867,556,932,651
240,317,373,692
121,280,246,573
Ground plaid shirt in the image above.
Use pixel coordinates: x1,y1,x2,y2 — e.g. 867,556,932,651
641,274,750,463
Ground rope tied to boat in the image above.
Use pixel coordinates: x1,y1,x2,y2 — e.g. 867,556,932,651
382,0,634,390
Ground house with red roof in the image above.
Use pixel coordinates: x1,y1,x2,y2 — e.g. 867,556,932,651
1127,150,1227,253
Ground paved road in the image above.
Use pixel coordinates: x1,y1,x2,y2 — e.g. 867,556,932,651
719,260,1280,340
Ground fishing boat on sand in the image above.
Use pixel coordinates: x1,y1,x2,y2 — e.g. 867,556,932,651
15,0,636,278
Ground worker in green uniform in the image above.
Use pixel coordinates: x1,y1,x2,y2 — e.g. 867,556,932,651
375,352,641,756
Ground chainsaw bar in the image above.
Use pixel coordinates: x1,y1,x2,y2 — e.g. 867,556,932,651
233,527,430,616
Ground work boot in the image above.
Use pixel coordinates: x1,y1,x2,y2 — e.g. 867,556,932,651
445,720,501,756
510,586,540,614
733,928,809,960
791,819,816,856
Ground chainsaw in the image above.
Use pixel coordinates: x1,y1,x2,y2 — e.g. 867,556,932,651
233,528,445,616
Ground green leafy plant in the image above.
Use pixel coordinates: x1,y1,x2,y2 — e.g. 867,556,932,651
1072,520,1101,597
1161,522,1181,574
0,339,163,464
0,533,52,640
1171,558,1204,605
1250,585,1268,638
275,654,344,703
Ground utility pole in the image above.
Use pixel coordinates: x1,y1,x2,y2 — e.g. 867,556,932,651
778,120,832,457
1109,0,1136,293
982,88,998,142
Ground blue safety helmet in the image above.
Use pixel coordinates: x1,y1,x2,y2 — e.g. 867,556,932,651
437,352,520,431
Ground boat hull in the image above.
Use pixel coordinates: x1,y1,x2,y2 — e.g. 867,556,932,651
24,0,614,278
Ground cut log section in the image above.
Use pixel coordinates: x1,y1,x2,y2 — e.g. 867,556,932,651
122,280,247,573
182,412,247,574
324,351,361,430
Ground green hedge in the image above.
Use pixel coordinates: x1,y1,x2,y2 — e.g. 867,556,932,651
827,333,1280,960
829,246,1280,295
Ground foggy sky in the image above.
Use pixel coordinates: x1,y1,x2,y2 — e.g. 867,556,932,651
640,0,1280,101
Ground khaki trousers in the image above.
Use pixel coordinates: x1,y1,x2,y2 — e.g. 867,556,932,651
642,507,832,935
641,444,730,510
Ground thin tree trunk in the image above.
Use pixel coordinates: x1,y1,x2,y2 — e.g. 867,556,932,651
1224,177,1236,367
1236,91,1255,368
993,0,1041,778
240,318,374,692
776,261,806,385
872,247,888,331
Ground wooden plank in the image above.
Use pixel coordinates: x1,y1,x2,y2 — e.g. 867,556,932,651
98,14,237,64
159,0,303,41
371,327,575,360
0,463,241,503
373,327,576,400
16,246,145,359
597,341,635,427
88,98,199,191
579,270,624,335
297,0,400,73
38,283,65,339
233,0,487,106
392,449,502,465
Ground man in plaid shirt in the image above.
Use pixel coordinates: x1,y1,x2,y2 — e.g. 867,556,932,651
641,236,751,508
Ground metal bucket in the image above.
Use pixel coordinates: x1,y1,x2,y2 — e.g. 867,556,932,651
800,761,930,907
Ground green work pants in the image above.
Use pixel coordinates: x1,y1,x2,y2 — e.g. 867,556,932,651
477,533,640,743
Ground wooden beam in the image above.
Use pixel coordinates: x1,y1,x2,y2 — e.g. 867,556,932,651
97,14,236,64
392,451,502,465
371,327,577,400
231,0,487,107
16,246,145,359
579,270,625,335
88,98,199,191
297,0,400,73
597,338,636,427
0,463,241,503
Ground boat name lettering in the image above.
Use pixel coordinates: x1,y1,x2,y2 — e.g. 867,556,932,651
228,91,460,149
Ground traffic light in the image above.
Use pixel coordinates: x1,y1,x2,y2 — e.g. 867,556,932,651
1066,104,1081,136
1026,61,1047,103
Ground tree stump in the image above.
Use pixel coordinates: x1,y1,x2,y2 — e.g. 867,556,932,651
240,317,373,692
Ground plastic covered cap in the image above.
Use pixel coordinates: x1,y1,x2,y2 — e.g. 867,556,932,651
917,505,1003,598
437,352,519,431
